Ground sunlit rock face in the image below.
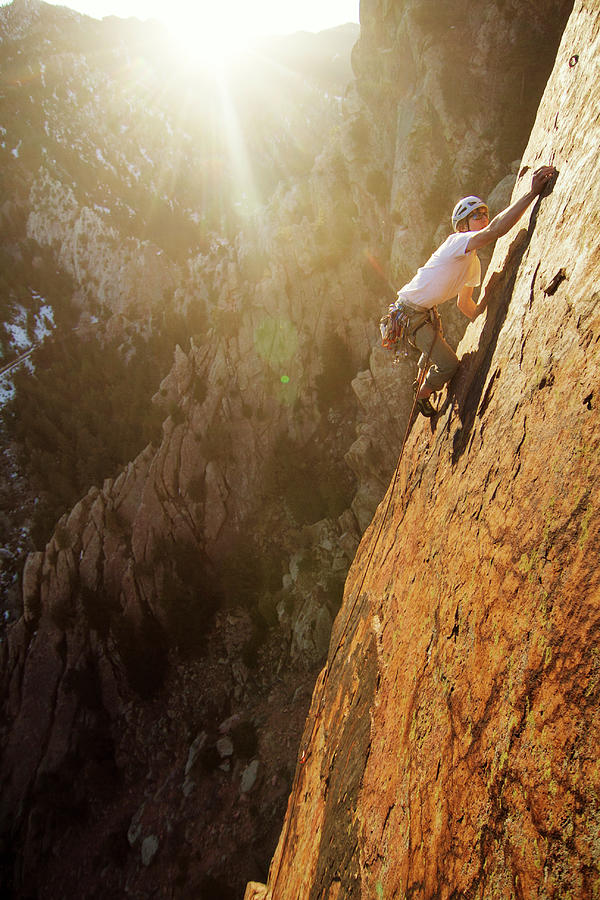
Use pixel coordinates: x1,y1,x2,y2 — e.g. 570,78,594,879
256,3,600,896
0,0,575,897
353,0,570,276
346,0,573,520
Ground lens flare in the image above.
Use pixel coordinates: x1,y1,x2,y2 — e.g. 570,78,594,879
254,316,298,366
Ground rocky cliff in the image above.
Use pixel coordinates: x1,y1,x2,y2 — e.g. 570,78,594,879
251,2,600,896
0,0,575,897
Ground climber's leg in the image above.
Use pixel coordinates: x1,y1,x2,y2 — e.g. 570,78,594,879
412,320,459,397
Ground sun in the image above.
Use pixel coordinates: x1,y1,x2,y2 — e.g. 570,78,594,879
166,10,255,70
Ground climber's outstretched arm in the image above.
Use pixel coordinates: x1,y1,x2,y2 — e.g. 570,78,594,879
466,165,557,252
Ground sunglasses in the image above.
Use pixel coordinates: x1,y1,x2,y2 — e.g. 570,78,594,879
469,208,489,220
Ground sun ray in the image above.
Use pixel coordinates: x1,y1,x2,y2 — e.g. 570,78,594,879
213,68,262,218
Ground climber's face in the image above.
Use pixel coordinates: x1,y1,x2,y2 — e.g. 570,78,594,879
467,207,489,231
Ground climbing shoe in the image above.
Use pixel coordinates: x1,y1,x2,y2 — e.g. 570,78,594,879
416,396,437,418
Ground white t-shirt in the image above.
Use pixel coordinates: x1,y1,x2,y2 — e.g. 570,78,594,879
396,232,481,310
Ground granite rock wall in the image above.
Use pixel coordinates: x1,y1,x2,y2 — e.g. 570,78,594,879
257,4,600,896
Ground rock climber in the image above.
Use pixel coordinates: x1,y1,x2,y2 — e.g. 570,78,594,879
392,164,557,416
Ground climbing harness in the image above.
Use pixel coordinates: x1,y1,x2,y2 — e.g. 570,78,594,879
269,327,438,896
380,299,442,364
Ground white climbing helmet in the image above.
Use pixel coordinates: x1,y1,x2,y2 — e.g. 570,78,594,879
451,196,488,231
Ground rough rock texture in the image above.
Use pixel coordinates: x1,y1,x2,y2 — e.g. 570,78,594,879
253,3,600,897
0,0,570,636
348,0,573,519
1,600,319,898
1,0,571,586
352,0,571,275
1,8,364,896
0,0,576,897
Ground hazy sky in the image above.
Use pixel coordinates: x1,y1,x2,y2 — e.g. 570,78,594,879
33,0,360,63
40,0,360,35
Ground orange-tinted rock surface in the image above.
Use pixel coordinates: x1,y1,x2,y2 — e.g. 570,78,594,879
0,1,579,897
255,4,600,896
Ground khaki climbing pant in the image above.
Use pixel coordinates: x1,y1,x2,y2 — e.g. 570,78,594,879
398,302,459,393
